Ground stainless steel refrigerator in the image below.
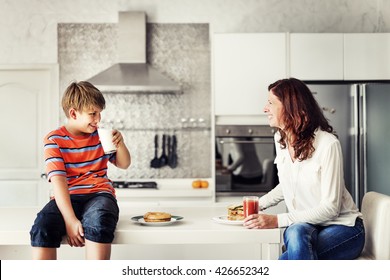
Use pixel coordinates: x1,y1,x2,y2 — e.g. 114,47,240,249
307,83,390,209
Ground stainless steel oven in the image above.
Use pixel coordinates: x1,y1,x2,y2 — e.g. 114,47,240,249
215,125,277,196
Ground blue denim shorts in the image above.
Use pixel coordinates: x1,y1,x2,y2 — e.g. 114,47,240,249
30,193,119,248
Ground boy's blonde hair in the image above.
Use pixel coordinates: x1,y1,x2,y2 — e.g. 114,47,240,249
62,81,106,118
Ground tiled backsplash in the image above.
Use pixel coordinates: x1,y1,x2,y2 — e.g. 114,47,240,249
58,23,211,179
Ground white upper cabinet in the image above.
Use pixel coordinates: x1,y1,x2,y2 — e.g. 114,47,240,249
290,33,344,80
213,33,287,116
344,33,390,80
213,32,390,116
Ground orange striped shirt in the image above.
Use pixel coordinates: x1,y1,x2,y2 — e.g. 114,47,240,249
44,126,116,197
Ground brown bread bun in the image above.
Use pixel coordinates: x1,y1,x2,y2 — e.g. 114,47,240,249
143,212,172,222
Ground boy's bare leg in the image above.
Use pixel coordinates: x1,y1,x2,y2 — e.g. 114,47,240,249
32,247,57,260
85,239,111,260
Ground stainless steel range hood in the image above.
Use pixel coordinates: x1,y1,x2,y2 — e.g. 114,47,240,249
87,11,181,93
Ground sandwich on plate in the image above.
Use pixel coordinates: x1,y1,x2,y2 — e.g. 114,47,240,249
227,204,244,221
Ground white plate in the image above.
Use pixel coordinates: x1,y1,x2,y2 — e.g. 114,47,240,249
131,215,183,226
212,215,244,225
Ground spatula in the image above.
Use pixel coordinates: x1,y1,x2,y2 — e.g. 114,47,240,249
169,135,178,168
167,135,173,166
150,134,160,168
158,134,168,167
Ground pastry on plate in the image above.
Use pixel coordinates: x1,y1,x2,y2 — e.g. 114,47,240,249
143,212,172,222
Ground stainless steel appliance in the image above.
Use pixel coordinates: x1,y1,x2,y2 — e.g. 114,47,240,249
112,181,157,189
215,125,277,196
308,82,390,208
87,11,180,93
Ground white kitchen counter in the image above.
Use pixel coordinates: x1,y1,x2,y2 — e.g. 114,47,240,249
113,178,215,206
0,205,282,260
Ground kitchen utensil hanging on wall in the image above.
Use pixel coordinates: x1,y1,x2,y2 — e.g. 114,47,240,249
150,133,177,169
169,134,178,168
158,134,168,167
150,134,160,168
167,135,172,166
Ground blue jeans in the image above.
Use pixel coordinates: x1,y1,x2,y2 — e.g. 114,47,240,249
279,218,365,260
30,193,119,248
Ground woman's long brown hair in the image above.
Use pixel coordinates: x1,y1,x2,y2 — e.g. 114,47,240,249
268,78,335,161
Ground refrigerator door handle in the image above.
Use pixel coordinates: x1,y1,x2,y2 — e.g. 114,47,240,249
352,84,360,207
360,84,368,197
357,84,368,209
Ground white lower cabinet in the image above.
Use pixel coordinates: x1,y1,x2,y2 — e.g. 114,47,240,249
0,181,41,207
0,65,58,207
213,33,287,116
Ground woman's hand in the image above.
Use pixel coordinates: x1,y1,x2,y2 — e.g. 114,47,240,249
243,213,278,229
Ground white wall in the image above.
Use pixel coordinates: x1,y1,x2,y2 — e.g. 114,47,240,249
1,0,389,64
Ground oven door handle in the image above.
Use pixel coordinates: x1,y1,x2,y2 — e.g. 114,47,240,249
219,140,275,144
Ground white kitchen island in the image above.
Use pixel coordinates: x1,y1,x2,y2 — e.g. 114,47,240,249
0,205,282,260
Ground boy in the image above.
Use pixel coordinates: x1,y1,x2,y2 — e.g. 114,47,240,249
30,81,131,260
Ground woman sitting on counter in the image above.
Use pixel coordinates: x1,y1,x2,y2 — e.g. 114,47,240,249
243,78,365,260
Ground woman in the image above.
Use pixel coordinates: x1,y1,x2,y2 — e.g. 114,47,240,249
243,78,365,260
